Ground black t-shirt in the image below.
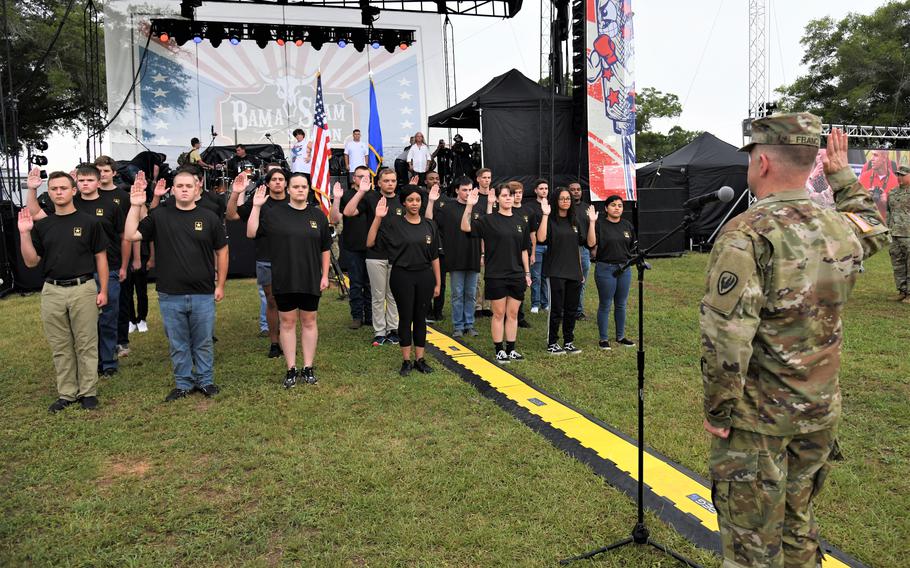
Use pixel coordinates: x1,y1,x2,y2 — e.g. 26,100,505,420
574,201,591,237
523,200,544,232
161,190,226,220
257,203,331,296
434,198,481,272
469,211,531,280
539,215,585,281
137,205,227,294
511,205,534,233
340,188,371,253
378,215,439,270
31,210,107,279
238,194,288,261
74,193,125,269
99,187,131,219
361,191,404,260
594,218,635,264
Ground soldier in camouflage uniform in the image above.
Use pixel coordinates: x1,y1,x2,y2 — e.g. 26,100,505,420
700,115,890,568
885,165,910,301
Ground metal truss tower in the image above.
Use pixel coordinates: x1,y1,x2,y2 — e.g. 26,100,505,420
748,0,769,119
540,0,552,82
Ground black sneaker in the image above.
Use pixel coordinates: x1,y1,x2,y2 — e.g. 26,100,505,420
509,350,525,362
48,398,74,413
599,340,612,350
372,335,386,346
302,367,318,385
481,309,494,317
100,368,117,378
198,384,220,397
495,350,510,364
547,343,565,355
283,368,298,389
425,315,436,323
399,360,413,376
563,342,582,355
576,312,587,321
414,358,433,374
79,396,99,410
268,343,282,358
164,388,190,402
386,332,400,345
616,337,636,347
518,319,532,328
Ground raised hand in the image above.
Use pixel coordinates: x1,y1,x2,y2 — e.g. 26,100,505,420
409,175,419,186
232,172,248,194
375,196,389,218
252,186,268,207
466,188,479,207
130,181,146,206
358,175,371,193
587,204,598,222
332,181,344,200
428,184,440,202
27,167,42,190
153,178,168,197
69,168,77,181
822,128,848,175
132,171,148,196
540,199,551,217
17,208,33,233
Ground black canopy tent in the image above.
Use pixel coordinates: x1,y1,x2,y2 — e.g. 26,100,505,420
637,132,749,242
428,69,583,187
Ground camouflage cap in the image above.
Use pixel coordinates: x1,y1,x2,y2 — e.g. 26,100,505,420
895,164,910,176
739,112,822,152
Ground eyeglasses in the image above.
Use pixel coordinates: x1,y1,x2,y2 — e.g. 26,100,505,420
557,197,572,201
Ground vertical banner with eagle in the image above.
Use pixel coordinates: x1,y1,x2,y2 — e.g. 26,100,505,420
586,0,636,201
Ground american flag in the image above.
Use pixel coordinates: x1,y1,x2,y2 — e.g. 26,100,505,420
310,73,332,217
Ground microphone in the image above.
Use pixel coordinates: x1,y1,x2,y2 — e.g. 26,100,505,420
683,186,735,210
210,125,217,137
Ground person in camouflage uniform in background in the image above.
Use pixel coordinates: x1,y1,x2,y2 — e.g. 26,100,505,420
700,115,890,568
885,164,910,301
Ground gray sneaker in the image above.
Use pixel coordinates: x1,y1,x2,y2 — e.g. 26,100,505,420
465,328,479,337
452,329,464,338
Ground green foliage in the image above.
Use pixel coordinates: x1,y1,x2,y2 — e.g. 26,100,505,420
2,0,105,145
635,87,700,162
778,1,910,127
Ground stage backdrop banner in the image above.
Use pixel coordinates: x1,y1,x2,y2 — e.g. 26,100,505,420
585,0,636,201
102,1,445,167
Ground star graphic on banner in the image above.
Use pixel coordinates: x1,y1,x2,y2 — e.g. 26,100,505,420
603,68,614,80
154,119,168,130
152,88,168,98
400,106,413,115
151,73,167,83
401,120,413,129
154,105,169,115
399,91,412,100
607,88,620,107
398,77,411,87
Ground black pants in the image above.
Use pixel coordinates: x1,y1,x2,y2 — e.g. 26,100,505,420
345,248,372,323
432,257,447,318
547,277,581,345
126,267,149,323
389,266,434,348
117,270,132,345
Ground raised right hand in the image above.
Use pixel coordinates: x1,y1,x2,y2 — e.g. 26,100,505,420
332,181,344,200
252,186,268,207
375,196,388,218
429,184,440,202
822,128,849,175
27,167,42,191
540,199,551,216
132,171,147,196
130,181,147,206
466,188,479,207
17,209,33,233
232,172,248,194
153,178,168,197
358,175,371,193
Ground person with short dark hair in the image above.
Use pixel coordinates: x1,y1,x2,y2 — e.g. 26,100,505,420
344,129,368,178
246,173,331,387
227,144,261,178
188,137,212,170
332,165,373,330
125,171,228,402
526,179,550,313
19,168,109,412
367,185,441,376
461,183,532,364
536,187,597,355
290,129,310,176
593,195,635,350
568,181,592,319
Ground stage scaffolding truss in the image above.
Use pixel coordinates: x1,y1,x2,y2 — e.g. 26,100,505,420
181,0,523,19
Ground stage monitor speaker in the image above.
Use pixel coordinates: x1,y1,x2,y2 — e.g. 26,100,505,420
634,188,687,256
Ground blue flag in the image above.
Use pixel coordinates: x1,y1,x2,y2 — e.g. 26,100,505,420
368,78,383,176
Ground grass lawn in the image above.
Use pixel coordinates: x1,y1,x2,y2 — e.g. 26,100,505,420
1,252,906,567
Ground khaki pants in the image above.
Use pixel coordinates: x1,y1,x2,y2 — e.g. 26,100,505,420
365,258,399,336
40,281,99,401
710,428,839,568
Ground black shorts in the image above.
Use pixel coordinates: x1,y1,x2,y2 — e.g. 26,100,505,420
484,277,527,301
274,292,321,312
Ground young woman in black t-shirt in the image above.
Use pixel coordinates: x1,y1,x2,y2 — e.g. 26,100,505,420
367,185,441,376
593,195,636,350
461,183,532,364
246,173,331,387
537,187,597,355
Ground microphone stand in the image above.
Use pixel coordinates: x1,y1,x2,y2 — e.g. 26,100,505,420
125,129,153,153
201,132,219,191
560,208,704,568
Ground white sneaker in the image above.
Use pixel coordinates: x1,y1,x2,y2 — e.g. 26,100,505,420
530,306,540,314
116,344,130,357
128,322,138,334
137,320,148,333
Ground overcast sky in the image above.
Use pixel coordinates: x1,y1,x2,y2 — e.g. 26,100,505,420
43,0,882,167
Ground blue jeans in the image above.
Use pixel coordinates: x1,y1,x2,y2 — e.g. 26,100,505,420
450,270,479,331
595,262,632,341
578,247,591,315
158,293,216,390
346,249,372,322
530,244,550,309
95,272,120,371
258,286,268,331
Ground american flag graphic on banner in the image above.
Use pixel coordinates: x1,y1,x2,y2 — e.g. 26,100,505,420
310,73,332,217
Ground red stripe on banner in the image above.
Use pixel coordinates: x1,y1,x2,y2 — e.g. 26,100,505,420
312,127,331,217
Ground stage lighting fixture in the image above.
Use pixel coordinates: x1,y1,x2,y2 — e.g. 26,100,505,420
338,39,347,48
399,41,408,50
360,3,381,26
275,26,286,46
158,31,170,43
228,26,241,45
382,30,397,53
180,0,201,20
173,22,191,46
30,155,49,166
207,23,224,47
371,41,380,49
192,33,203,44
34,140,49,151
254,26,271,49
352,29,367,52
309,29,325,51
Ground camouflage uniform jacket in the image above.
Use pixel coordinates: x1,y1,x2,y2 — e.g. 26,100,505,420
886,183,910,237
700,168,890,436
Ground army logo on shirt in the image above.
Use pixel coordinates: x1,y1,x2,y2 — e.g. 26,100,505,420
73,227,83,237
573,226,578,233
473,213,480,220
425,235,432,244
516,225,523,233
113,198,121,205
623,231,631,239
194,221,204,231
717,271,738,295
309,220,318,229
395,208,402,216
95,208,104,216
523,215,529,223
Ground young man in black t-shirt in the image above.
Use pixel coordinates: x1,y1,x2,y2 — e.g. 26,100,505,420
569,181,592,319
20,169,109,412
331,165,372,330
125,171,229,402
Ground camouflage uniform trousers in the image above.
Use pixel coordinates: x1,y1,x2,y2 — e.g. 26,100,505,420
888,236,910,294
710,428,839,568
